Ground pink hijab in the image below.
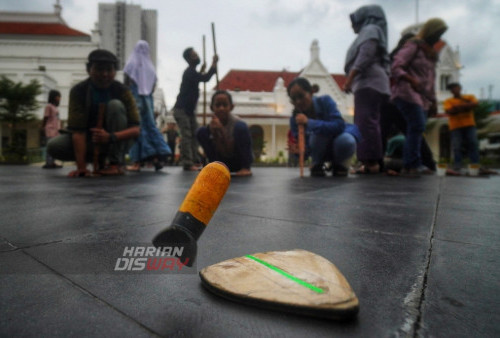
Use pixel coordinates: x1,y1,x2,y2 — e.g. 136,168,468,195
123,40,157,95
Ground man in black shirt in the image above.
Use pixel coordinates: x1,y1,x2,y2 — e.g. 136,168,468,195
173,47,218,171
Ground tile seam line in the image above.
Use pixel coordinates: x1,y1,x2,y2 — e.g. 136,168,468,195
224,210,429,239
19,249,162,338
412,180,442,337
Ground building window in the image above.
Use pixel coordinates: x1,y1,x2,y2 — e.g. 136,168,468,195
440,75,451,91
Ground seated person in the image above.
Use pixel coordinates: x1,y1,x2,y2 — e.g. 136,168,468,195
384,132,405,175
47,49,140,177
196,90,253,176
287,77,360,177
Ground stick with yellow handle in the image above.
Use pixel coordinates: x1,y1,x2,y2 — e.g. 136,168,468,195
152,162,231,266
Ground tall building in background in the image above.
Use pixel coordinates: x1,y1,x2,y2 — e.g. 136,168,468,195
98,2,157,69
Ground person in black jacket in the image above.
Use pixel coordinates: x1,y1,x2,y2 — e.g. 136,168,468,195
173,47,218,171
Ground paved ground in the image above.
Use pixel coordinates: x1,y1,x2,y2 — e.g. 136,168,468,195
0,164,499,337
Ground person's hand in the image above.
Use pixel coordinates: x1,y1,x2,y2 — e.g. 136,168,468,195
212,54,219,66
68,168,91,177
428,100,438,117
200,62,207,73
90,128,110,144
209,116,223,131
343,78,352,93
343,69,357,93
295,113,308,125
408,77,422,93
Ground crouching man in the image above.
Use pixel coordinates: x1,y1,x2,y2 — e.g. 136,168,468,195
48,49,140,177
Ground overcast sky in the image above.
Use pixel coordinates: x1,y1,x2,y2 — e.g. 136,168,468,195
2,0,499,107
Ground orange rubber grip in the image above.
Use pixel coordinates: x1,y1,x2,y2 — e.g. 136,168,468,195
179,162,231,225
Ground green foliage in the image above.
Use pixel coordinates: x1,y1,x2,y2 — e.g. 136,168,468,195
0,76,41,125
0,76,41,150
474,101,493,130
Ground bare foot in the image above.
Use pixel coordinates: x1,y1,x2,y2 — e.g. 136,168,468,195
99,165,125,176
184,165,202,171
386,169,400,176
68,169,91,177
234,168,252,177
126,163,141,172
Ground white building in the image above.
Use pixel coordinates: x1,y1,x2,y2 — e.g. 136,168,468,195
0,1,166,157
0,0,99,151
98,2,157,68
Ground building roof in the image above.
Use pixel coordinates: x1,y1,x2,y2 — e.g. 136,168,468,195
0,22,88,37
218,69,347,92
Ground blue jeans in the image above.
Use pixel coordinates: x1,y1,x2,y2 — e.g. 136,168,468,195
310,132,356,168
393,98,426,169
451,126,479,170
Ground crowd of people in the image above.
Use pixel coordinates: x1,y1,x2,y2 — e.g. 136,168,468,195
45,5,489,178
289,5,487,177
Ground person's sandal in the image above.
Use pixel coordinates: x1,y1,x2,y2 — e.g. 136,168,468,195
233,168,252,177
310,164,326,177
126,164,141,172
354,164,380,175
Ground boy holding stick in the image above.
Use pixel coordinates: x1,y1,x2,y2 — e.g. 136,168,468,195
47,49,140,177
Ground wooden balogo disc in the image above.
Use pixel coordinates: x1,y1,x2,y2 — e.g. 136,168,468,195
199,249,359,320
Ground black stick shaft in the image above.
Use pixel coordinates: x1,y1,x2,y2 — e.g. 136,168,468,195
211,22,219,89
202,35,207,126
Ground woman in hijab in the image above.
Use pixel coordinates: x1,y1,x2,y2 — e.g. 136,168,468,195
124,40,171,171
390,18,447,175
344,5,391,174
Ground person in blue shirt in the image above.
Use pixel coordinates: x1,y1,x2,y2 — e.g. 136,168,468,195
288,77,360,177
173,47,218,171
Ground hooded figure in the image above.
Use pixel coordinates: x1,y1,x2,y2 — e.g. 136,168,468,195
344,4,390,75
343,4,391,174
412,18,448,61
390,18,448,175
123,40,157,95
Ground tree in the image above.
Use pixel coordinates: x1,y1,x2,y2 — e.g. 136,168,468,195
0,76,41,149
474,100,493,131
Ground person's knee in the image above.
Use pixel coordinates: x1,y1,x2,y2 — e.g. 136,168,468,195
196,126,209,142
335,133,356,154
107,99,125,116
333,133,356,165
47,135,72,161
